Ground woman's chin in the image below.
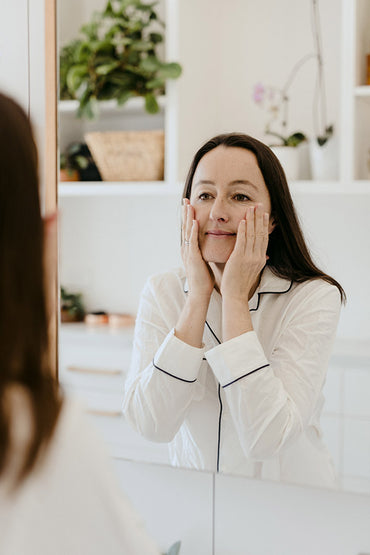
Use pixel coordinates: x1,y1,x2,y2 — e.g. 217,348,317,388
201,246,233,264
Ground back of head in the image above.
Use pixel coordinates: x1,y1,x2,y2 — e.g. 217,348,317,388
0,93,46,384
0,93,61,488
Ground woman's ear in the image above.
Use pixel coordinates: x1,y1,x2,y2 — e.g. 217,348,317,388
268,215,276,235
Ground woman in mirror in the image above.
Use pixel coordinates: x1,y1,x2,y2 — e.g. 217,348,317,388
0,93,159,555
123,133,345,488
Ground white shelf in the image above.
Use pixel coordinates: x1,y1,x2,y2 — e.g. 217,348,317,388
58,181,184,197
355,85,370,102
289,180,370,194
58,95,166,115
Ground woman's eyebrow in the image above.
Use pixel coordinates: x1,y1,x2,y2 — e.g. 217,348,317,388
193,179,258,190
229,179,258,190
193,180,215,187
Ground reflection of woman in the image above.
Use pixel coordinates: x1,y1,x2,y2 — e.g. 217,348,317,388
0,93,159,555
123,133,345,487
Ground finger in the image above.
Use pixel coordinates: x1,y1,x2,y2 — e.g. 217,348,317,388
234,219,246,253
261,212,270,258
181,201,186,243
254,203,264,237
254,203,268,253
245,205,255,254
182,198,190,243
183,202,192,244
190,219,199,250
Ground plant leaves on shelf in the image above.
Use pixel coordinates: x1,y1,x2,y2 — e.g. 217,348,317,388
59,0,182,119
163,541,181,555
145,92,159,113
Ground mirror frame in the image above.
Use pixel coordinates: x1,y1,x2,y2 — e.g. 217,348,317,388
44,0,58,380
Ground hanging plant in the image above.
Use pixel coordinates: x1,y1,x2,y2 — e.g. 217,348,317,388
59,0,182,119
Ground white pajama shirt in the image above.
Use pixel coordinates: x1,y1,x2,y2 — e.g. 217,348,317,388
123,266,341,488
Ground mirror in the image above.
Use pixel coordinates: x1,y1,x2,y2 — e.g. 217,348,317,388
57,0,370,496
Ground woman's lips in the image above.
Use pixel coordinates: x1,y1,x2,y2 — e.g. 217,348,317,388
205,230,236,237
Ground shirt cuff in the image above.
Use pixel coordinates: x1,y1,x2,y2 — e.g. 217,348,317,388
153,328,205,383
205,330,269,388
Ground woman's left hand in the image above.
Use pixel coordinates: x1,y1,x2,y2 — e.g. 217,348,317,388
220,203,269,300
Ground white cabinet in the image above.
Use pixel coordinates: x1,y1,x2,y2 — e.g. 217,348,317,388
59,323,170,464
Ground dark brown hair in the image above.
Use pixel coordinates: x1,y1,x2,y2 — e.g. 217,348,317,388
183,132,346,303
0,93,62,488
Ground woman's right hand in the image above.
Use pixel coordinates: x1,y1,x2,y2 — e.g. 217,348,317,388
181,199,215,300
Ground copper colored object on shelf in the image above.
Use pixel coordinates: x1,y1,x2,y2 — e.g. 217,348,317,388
108,313,135,328
84,312,109,325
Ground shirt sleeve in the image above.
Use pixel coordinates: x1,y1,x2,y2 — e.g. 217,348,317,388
123,275,205,442
205,281,342,460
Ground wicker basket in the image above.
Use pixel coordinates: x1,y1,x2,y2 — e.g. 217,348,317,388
84,130,165,181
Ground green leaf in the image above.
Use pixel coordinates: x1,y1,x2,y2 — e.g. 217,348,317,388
149,32,163,44
74,41,92,63
144,92,159,113
117,90,135,105
80,21,99,40
75,155,89,169
146,77,164,90
286,131,307,147
107,71,136,87
103,1,115,16
131,40,154,51
164,541,181,555
157,62,182,79
95,60,121,75
139,55,161,72
66,65,88,93
77,96,99,120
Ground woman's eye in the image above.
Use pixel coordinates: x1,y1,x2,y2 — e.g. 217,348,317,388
199,193,212,200
233,193,250,202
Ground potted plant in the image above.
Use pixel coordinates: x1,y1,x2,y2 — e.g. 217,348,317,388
59,0,182,119
60,287,85,323
310,124,338,180
253,81,308,181
252,0,336,181
60,143,90,182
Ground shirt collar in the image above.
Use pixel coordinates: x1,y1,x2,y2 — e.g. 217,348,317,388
248,266,293,311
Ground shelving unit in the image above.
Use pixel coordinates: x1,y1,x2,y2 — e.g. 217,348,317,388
340,0,370,182
58,0,370,197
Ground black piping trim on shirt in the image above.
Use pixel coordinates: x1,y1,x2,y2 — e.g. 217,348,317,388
205,320,221,344
250,280,293,311
216,383,223,473
222,363,270,388
152,359,197,383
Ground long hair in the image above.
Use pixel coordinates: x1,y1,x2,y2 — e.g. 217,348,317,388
183,132,346,303
0,93,62,488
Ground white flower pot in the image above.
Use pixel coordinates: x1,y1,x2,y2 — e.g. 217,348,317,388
309,136,339,181
270,146,301,181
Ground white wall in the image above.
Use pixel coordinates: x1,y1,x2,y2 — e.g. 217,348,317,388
0,1,29,112
176,0,341,181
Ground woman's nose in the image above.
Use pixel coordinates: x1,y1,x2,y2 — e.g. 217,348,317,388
209,197,229,222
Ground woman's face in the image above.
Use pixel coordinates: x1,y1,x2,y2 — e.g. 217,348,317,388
189,145,275,264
